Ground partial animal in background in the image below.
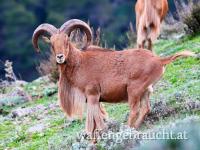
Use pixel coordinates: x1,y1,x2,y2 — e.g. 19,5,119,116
135,0,168,51
32,19,195,135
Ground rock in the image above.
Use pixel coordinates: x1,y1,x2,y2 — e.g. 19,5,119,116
9,87,31,99
0,87,32,107
48,103,59,110
27,123,45,133
33,75,51,83
15,80,28,87
86,144,97,150
184,101,200,111
11,108,30,118
174,92,184,102
0,80,10,90
71,143,80,150
11,104,46,118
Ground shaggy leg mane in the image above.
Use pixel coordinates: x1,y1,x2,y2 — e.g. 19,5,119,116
58,75,86,119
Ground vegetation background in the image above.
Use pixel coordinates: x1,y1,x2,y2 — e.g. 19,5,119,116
0,0,177,81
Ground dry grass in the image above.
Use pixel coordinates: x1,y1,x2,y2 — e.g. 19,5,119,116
37,50,59,83
126,22,137,48
160,0,200,39
4,60,17,81
174,0,200,35
161,12,187,40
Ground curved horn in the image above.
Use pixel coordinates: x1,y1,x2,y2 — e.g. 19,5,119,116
60,19,92,49
32,23,58,52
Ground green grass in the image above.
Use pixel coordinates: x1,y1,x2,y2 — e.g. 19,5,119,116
151,36,200,103
105,103,129,122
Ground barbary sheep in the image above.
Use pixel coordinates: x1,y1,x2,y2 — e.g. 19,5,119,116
32,19,195,134
135,0,168,51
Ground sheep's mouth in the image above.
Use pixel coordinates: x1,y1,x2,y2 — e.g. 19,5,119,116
56,59,66,64
56,54,66,64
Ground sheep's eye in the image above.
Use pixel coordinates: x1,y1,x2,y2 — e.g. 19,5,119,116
51,45,54,50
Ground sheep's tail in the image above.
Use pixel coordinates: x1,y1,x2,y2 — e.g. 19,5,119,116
160,50,196,65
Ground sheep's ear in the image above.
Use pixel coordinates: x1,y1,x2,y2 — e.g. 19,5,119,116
42,36,51,43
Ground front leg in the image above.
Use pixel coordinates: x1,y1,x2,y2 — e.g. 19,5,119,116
85,86,106,134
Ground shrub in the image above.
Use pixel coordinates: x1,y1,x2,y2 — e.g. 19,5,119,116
160,13,187,40
37,50,59,83
126,22,137,48
4,60,17,81
175,0,200,35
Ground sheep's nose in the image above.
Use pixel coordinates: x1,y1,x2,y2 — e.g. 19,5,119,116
56,54,66,64
56,54,64,60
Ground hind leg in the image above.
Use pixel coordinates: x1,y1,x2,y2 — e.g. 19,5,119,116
133,89,151,128
147,39,153,51
148,22,160,51
138,40,145,49
128,99,140,127
127,84,145,127
100,103,108,120
137,24,147,50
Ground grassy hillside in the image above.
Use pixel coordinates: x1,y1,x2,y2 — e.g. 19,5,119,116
0,35,200,150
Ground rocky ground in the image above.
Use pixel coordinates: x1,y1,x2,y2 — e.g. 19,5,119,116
0,36,200,150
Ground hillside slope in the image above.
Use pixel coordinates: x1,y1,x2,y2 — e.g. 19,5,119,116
0,36,200,150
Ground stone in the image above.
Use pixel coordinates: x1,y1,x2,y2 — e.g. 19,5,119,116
27,123,45,133
11,104,46,118
15,80,28,87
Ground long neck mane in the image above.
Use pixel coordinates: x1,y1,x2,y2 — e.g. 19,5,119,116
58,43,86,119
